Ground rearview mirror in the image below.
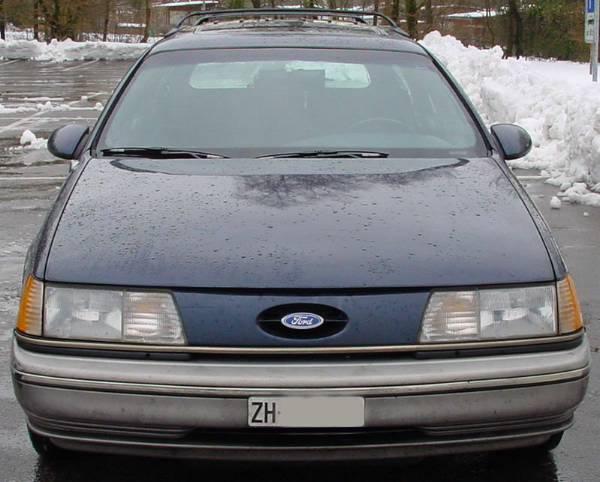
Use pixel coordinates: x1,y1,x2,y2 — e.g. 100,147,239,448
48,124,90,160
490,123,532,160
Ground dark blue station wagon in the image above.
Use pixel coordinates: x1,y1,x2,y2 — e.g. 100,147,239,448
11,9,590,461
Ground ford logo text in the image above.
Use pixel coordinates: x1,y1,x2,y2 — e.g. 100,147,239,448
281,313,325,330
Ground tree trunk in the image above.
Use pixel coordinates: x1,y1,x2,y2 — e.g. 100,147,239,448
0,0,5,41
424,0,433,33
404,0,418,38
53,0,61,39
33,0,40,40
484,0,495,45
391,0,400,24
513,2,523,58
102,0,111,42
251,0,261,7
506,0,523,58
43,0,62,41
63,2,81,40
373,0,379,25
142,0,151,43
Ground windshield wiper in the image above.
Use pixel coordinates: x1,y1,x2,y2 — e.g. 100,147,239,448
257,150,389,159
100,147,228,159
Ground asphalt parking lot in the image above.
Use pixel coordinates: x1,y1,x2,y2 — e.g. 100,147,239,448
0,59,598,482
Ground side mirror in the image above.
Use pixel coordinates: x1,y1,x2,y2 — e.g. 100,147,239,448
47,124,90,160
490,123,532,160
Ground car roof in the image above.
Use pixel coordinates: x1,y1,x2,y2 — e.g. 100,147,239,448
150,21,428,56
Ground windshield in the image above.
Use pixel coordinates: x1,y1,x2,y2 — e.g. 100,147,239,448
98,48,487,158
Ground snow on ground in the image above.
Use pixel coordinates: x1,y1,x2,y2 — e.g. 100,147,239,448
422,32,600,208
4,23,158,44
550,196,562,209
0,104,37,114
0,38,150,61
0,100,103,114
16,130,47,152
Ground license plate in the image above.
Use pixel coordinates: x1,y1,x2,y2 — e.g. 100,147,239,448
248,397,365,428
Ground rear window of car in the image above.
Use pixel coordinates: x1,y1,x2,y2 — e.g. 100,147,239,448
190,61,371,89
99,48,488,158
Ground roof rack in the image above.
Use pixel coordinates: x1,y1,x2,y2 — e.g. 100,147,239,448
174,8,401,30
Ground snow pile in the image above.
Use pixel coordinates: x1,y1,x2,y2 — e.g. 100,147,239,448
4,23,158,43
561,182,600,207
22,96,65,102
0,100,103,114
550,196,562,209
421,32,600,207
18,130,47,150
36,100,68,112
0,38,150,61
0,104,37,114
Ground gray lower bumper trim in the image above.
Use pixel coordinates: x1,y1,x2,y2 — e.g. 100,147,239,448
11,335,592,394
14,366,589,397
15,330,583,354
31,421,572,461
15,377,588,429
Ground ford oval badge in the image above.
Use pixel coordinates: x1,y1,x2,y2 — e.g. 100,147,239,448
281,313,324,330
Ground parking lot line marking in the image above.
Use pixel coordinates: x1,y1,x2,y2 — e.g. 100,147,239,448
0,92,102,134
0,176,65,181
516,175,549,180
0,60,20,66
0,175,547,182
62,60,100,72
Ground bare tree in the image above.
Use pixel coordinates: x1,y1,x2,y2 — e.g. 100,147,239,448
0,0,5,40
404,0,418,38
373,0,380,25
483,0,496,45
505,0,523,58
141,0,151,42
102,0,111,42
33,0,40,40
40,0,61,40
391,0,400,24
424,0,433,33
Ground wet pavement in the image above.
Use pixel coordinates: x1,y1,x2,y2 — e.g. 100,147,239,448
0,59,129,166
0,60,598,482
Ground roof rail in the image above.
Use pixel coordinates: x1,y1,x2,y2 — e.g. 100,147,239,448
174,8,401,30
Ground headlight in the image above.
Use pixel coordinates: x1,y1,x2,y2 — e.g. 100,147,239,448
420,277,583,343
15,279,185,344
420,284,558,342
44,285,185,344
43,285,186,344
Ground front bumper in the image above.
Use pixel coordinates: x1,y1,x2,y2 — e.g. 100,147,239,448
12,335,591,460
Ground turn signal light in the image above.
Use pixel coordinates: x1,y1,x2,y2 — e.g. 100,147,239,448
16,276,43,336
557,275,584,334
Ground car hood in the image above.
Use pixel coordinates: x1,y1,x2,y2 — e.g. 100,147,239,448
45,157,555,288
